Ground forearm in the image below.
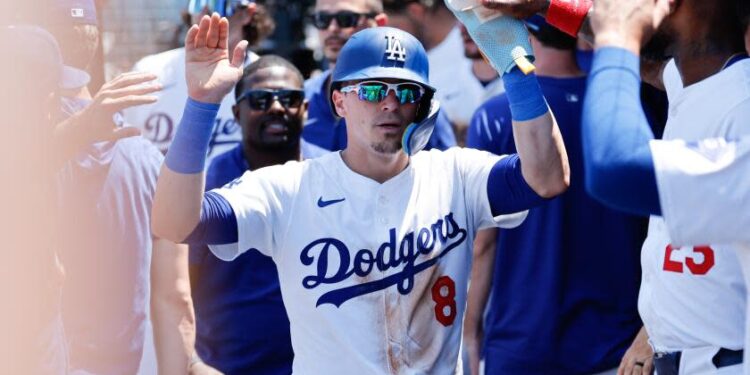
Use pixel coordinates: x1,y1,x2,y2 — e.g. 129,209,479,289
464,228,498,375
464,229,497,338
151,239,195,375
152,98,218,241
582,47,661,216
503,69,570,198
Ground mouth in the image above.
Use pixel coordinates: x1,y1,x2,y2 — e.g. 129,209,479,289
262,121,289,137
324,37,346,48
375,122,403,135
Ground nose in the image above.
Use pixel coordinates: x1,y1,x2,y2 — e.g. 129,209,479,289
326,18,341,33
379,90,400,112
266,96,286,114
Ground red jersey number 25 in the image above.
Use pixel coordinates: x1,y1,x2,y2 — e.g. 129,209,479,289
663,244,715,275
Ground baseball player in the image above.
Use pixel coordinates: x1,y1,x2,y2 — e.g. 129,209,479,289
122,0,273,163
152,13,569,374
303,0,456,152
189,55,312,374
578,0,750,374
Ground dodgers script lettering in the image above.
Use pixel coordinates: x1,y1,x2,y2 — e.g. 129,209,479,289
300,212,467,307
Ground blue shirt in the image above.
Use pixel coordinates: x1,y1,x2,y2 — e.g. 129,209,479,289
303,70,457,151
57,136,162,375
191,144,294,375
467,76,644,375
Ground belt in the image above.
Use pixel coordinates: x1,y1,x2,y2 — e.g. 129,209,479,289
653,348,743,375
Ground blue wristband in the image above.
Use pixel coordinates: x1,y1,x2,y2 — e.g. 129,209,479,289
502,67,548,121
164,98,220,174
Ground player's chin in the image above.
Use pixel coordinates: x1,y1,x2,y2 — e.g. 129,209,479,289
370,138,402,154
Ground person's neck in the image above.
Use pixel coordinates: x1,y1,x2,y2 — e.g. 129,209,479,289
472,59,498,83
242,142,301,170
673,25,746,86
340,144,409,184
533,49,583,78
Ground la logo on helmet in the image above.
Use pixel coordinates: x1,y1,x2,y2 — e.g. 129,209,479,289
384,35,406,62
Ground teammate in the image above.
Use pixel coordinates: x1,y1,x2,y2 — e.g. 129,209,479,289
122,0,274,162
189,55,310,375
579,0,749,374
48,1,197,373
152,13,568,373
464,17,644,375
304,0,456,152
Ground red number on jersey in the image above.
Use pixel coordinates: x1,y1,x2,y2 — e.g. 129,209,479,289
663,244,715,275
431,276,457,326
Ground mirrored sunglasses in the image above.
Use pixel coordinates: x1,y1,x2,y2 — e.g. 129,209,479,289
340,81,425,105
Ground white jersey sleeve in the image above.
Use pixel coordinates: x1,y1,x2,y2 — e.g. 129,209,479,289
651,136,750,246
208,161,304,261
450,148,528,230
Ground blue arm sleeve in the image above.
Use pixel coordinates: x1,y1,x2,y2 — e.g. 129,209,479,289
164,98,220,174
183,191,239,245
487,154,548,216
582,47,662,216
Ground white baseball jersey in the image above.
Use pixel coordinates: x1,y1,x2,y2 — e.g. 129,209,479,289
651,137,750,247
651,135,750,371
209,148,527,374
122,47,258,163
638,60,750,359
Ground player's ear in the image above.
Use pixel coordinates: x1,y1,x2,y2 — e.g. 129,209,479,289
332,90,347,117
239,3,257,26
375,13,388,27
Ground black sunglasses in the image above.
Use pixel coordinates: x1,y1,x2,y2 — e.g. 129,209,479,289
311,11,377,30
236,89,305,111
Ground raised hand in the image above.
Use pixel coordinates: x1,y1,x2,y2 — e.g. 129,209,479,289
55,71,161,156
591,0,671,54
480,0,548,19
185,13,248,104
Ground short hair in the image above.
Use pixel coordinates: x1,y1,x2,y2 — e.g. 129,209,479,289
235,55,304,98
382,0,444,13
528,24,576,51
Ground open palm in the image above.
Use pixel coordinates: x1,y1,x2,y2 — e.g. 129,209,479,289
185,13,248,104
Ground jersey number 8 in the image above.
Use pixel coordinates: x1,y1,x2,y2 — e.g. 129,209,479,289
431,276,457,326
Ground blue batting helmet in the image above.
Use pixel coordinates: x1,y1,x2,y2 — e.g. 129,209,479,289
329,26,436,122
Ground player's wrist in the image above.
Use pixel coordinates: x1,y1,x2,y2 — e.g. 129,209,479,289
502,68,548,122
546,0,592,37
594,32,642,56
164,98,220,174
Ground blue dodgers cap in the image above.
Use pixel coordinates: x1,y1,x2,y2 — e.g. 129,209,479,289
329,26,436,121
187,0,254,17
1,25,90,90
55,0,98,26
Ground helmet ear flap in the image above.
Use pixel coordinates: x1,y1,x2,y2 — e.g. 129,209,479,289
415,88,435,122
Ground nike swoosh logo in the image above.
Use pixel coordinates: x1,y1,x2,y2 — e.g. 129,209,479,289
317,197,345,208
